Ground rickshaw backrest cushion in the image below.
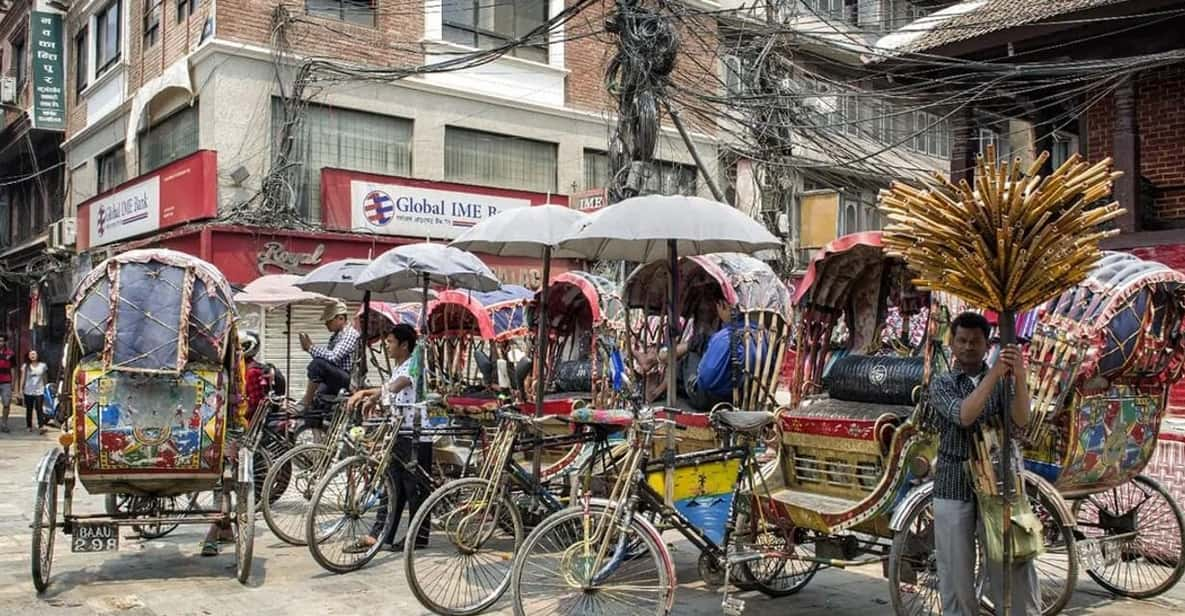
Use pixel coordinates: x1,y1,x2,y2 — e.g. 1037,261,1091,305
824,355,923,406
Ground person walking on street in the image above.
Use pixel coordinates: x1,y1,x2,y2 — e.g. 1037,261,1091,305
297,301,359,411
0,334,16,433
931,311,1039,615
19,350,49,434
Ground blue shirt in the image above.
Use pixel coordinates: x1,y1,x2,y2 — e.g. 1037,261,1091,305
696,321,764,398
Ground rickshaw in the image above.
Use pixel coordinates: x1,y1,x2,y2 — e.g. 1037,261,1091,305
31,249,255,591
425,285,533,413
756,232,1185,615
624,253,793,451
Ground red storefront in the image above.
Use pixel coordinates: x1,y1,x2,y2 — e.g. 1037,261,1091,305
77,151,578,288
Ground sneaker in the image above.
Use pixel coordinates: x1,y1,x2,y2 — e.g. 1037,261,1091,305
200,541,219,557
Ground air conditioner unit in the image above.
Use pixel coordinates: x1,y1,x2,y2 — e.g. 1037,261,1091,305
49,217,77,248
0,77,16,105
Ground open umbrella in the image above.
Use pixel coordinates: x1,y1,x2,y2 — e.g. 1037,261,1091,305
234,275,333,389
559,194,781,408
296,259,436,386
452,204,589,478
355,243,501,398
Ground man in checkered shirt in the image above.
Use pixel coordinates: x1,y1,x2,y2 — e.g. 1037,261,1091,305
298,301,359,409
930,311,1037,615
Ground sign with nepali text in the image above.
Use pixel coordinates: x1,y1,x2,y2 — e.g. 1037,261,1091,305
348,179,531,240
30,11,65,130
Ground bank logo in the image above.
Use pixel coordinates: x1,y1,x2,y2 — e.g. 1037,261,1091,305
363,191,395,225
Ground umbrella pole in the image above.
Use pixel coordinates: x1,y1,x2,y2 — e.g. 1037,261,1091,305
358,291,371,389
419,273,430,400
286,306,292,398
532,246,552,480
998,310,1017,616
666,239,679,410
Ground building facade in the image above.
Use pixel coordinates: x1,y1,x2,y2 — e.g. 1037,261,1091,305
1,0,70,371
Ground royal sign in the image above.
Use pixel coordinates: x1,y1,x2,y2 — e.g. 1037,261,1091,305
77,151,219,250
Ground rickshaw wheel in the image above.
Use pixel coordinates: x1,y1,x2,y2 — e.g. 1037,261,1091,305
234,454,256,584
1073,474,1185,599
32,474,58,593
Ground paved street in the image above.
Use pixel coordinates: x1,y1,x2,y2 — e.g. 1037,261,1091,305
1,431,1183,616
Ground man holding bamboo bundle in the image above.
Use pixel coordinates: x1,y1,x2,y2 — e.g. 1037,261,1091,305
931,311,1038,615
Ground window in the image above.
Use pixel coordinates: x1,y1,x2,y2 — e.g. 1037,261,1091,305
722,55,750,97
95,2,122,75
446,127,556,193
978,127,999,158
802,0,846,21
74,28,88,98
273,99,413,221
306,0,376,27
11,33,26,88
97,146,127,193
139,105,198,173
443,0,548,64
1051,132,1078,170
582,150,697,196
176,0,196,22
144,0,162,47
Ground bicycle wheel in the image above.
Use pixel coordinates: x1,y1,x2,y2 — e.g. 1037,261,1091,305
405,478,523,616
262,444,330,546
305,455,395,574
511,506,674,616
888,493,948,616
1074,474,1185,599
31,473,57,593
742,526,819,597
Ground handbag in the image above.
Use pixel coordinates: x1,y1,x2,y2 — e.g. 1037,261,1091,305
977,490,1045,564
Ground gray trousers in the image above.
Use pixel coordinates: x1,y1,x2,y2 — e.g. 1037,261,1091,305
934,498,1041,616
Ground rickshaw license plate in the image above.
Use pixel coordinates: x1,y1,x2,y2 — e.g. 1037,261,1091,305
1078,538,1120,570
72,523,119,553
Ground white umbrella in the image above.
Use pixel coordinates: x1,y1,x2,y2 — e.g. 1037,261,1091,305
559,195,781,407
452,204,589,478
234,275,332,388
355,242,502,398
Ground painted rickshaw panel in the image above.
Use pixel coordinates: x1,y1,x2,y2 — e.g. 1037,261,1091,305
66,249,245,496
427,285,532,342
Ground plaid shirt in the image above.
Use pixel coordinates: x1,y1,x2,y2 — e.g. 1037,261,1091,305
929,362,1014,501
310,325,360,375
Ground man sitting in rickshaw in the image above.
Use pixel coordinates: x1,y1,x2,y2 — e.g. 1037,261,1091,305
636,298,765,411
297,301,359,411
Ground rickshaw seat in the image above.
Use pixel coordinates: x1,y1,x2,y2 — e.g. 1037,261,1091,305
568,407,634,428
713,410,775,434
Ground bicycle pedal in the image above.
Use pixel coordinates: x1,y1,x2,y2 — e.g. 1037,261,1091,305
721,596,746,616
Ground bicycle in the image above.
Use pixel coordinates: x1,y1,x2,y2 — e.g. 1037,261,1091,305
304,400,482,574
508,406,807,616
403,403,632,615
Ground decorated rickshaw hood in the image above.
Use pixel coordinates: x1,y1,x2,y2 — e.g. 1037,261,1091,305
357,301,426,342
534,271,624,330
624,253,791,319
428,285,533,341
71,249,238,374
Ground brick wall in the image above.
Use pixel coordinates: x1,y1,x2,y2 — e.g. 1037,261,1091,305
216,0,423,71
1086,63,1185,225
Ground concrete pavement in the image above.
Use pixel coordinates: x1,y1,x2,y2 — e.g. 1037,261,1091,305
1,431,1183,616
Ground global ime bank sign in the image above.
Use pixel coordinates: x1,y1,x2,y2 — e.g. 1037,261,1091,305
89,176,161,247
346,178,531,240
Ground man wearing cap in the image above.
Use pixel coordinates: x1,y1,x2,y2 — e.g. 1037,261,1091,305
298,301,360,409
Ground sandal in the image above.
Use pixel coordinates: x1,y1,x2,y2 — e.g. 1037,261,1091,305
200,541,219,556
342,538,377,554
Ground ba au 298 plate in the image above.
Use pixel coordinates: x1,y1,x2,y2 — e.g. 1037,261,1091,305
72,523,119,553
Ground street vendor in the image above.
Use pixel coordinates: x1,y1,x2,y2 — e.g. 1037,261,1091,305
297,301,359,411
345,324,432,552
930,311,1038,615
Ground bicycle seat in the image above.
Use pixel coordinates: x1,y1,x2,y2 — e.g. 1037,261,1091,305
713,410,775,434
568,407,634,428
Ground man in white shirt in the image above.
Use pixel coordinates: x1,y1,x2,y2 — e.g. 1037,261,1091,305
346,324,431,552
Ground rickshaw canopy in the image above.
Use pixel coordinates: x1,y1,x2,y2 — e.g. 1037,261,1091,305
72,249,239,373
357,301,425,342
533,271,623,335
427,285,533,341
625,253,791,319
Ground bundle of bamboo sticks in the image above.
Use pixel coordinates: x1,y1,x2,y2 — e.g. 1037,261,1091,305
878,146,1126,312
967,422,1020,497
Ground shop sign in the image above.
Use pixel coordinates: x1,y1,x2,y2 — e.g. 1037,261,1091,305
571,189,606,212
257,242,326,275
29,11,65,131
349,180,530,240
90,177,161,248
